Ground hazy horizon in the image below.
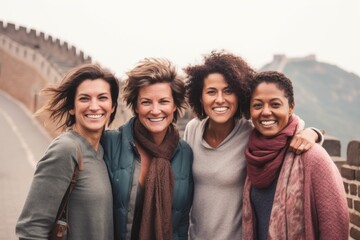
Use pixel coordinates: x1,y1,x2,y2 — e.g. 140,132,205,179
1,0,359,77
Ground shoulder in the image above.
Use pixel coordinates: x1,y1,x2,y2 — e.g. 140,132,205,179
183,117,204,145
47,132,77,157
102,128,122,142
172,139,193,175
301,144,341,179
302,144,331,167
184,117,201,132
178,139,193,155
233,118,254,139
172,139,193,164
37,132,78,169
238,118,254,131
102,119,134,146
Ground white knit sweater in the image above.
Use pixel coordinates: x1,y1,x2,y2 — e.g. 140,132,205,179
184,117,253,240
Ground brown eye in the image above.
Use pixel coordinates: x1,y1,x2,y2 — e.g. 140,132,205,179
224,88,233,95
271,102,281,108
160,100,170,105
206,90,216,95
252,103,262,110
79,97,89,102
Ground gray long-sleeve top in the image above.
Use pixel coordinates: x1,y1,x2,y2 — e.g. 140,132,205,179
16,131,114,240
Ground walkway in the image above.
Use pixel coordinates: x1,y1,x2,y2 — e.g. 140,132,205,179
0,90,50,240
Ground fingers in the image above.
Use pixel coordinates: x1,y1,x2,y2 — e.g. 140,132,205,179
294,143,310,155
289,138,311,155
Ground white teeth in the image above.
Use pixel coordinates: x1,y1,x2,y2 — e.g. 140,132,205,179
213,107,228,113
149,117,164,122
86,114,103,119
261,120,275,126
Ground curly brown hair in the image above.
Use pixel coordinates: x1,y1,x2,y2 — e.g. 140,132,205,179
184,50,255,120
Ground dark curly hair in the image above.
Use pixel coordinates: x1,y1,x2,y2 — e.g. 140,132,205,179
184,50,255,120
39,63,119,130
251,71,294,105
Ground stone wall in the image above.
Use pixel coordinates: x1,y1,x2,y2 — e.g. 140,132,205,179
1,20,359,239
0,21,91,75
323,135,360,240
0,21,92,112
337,140,360,240
0,21,133,136
0,44,43,110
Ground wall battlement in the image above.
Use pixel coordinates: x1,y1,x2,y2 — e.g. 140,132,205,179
272,54,316,63
0,21,91,74
0,21,359,239
334,138,360,240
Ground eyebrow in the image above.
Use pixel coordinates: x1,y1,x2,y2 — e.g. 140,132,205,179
77,92,110,97
251,97,283,101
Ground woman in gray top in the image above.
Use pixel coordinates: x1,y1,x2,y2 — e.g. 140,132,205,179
16,64,119,240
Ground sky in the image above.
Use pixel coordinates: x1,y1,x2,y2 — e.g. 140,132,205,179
1,0,359,77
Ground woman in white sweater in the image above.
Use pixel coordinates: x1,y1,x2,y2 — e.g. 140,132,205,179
183,50,321,239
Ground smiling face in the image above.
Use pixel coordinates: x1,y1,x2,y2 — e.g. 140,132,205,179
201,73,238,126
70,78,114,137
136,82,176,144
250,82,294,138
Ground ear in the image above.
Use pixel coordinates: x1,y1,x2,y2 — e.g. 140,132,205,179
289,102,295,116
69,109,75,115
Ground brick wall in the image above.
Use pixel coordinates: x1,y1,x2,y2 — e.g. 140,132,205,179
323,135,360,240
0,21,132,136
337,140,360,240
1,20,358,239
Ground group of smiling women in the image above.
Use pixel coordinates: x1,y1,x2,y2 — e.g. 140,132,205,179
16,50,349,240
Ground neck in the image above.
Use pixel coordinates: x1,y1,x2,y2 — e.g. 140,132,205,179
72,126,102,150
204,118,235,148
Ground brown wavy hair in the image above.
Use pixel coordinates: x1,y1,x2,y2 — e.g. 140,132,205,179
122,58,187,123
38,63,119,130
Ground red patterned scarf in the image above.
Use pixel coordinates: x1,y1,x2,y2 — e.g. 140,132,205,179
134,118,179,240
243,115,306,239
245,116,298,188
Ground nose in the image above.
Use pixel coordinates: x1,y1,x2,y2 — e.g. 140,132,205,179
262,104,272,115
215,93,225,103
89,99,100,110
150,103,161,115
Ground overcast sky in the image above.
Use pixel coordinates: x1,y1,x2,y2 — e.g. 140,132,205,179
1,0,359,77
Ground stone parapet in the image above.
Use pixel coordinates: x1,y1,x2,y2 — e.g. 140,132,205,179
341,140,360,239
0,34,62,83
0,21,91,75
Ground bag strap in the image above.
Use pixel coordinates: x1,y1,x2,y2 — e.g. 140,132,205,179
54,146,83,222
55,164,79,221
